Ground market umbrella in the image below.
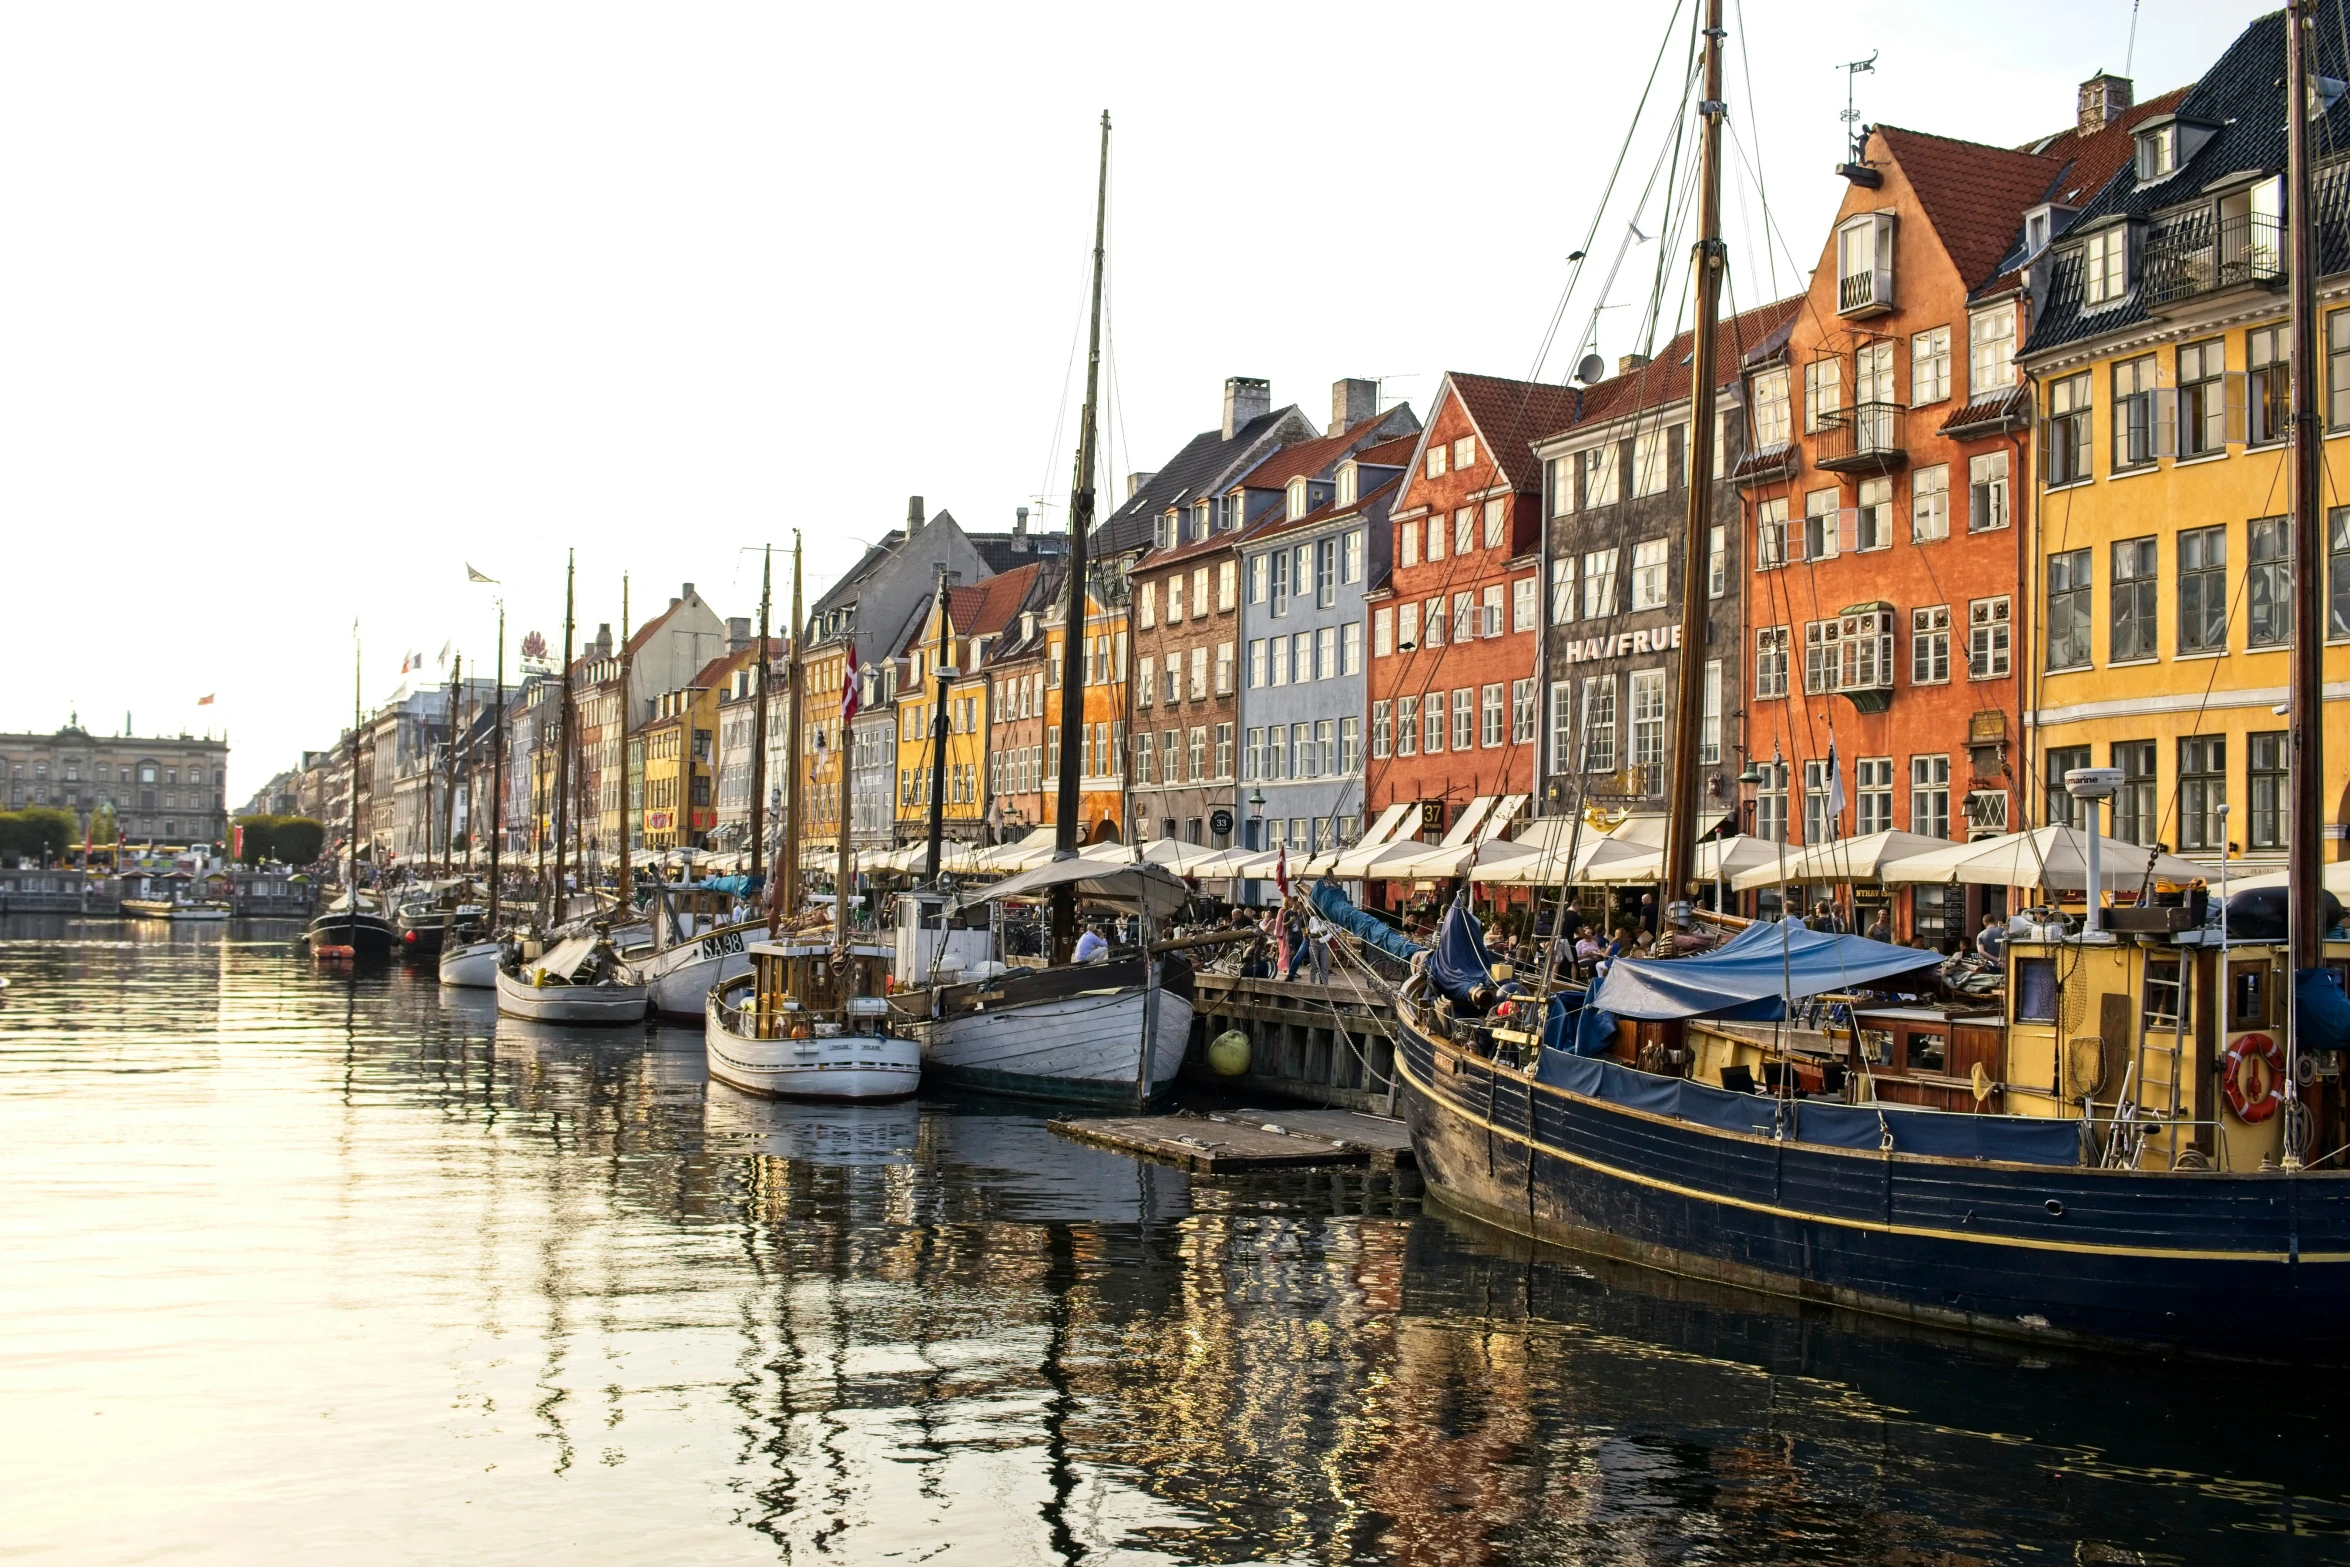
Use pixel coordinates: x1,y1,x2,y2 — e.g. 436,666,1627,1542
1879,825,2208,890
1728,829,1955,892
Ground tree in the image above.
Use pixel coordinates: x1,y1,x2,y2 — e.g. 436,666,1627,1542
234,815,276,866
0,808,77,862
271,817,327,865
87,804,119,846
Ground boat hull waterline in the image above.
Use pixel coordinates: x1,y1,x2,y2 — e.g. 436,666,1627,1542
437,940,502,989
1395,1020,2350,1355
703,995,921,1102
914,967,1195,1108
625,921,760,1022
306,909,398,957
493,966,648,1026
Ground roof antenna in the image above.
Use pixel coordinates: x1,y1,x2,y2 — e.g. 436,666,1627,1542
1839,50,1878,165
2124,0,2141,79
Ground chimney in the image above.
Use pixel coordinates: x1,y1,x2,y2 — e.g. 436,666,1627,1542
1014,505,1029,536
1331,378,1379,433
907,495,925,535
1222,376,1271,439
1126,471,1155,498
727,616,751,652
1617,353,1650,376
592,623,613,659
2077,72,2132,134
681,582,696,601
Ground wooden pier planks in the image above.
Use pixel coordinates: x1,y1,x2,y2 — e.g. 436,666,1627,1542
1051,1108,1415,1174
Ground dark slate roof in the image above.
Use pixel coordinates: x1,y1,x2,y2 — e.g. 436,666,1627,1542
2025,12,2348,356
969,530,1066,571
1093,405,1315,558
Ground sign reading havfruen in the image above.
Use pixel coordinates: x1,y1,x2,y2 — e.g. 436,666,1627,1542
1555,622,1683,665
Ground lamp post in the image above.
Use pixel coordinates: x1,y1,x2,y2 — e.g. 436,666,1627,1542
1247,786,1267,906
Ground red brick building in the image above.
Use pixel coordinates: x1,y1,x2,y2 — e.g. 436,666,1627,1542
1364,373,1582,886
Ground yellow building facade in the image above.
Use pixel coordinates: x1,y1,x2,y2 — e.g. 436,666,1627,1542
892,591,989,846
2018,51,2350,879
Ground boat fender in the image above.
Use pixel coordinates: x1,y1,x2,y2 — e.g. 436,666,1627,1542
1207,1029,1251,1077
2221,1032,2285,1123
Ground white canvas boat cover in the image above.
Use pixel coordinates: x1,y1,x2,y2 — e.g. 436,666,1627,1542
961,856,1190,921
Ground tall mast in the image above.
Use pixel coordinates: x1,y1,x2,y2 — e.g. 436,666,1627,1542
1661,0,1726,924
924,569,955,885
443,654,462,870
750,547,772,884
617,575,633,906
1049,108,1110,966
2285,0,2326,1164
782,532,804,920
349,638,362,908
551,549,575,922
489,603,504,929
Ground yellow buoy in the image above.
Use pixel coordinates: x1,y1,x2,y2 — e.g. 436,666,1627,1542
1207,1029,1251,1077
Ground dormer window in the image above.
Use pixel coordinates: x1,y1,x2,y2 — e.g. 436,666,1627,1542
1336,462,1357,507
1286,477,1309,521
2022,203,2072,259
2082,224,2131,307
2136,122,2178,183
1836,211,1896,316
1193,500,1212,540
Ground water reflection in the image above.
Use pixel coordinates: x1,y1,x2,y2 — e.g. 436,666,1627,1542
2,915,2346,1564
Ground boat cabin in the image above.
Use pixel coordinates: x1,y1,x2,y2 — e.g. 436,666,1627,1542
891,892,995,987
724,940,895,1040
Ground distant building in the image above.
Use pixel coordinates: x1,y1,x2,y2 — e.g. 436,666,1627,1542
0,718,229,848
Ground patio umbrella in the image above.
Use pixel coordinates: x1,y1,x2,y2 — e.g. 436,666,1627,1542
1727,829,1953,892
1467,833,1651,885
1879,825,2208,890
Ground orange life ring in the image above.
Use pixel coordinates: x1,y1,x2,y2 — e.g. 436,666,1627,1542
2222,1032,2285,1123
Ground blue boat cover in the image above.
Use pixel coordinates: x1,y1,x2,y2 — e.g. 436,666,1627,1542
699,874,758,897
1531,1047,2081,1165
1310,880,1422,965
1426,895,1495,1006
1591,921,1939,1022
2300,967,2350,1053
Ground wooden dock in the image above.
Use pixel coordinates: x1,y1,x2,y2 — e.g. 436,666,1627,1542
1051,1108,1415,1175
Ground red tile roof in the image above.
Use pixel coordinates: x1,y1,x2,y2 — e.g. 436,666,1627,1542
1874,126,2065,292
2020,87,2193,205
958,562,1044,641
1442,374,1589,489
1230,414,1394,494
1531,294,1805,440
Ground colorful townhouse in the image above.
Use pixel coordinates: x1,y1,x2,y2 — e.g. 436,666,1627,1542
982,566,1062,843
1531,300,1798,839
1736,77,2169,938
1232,404,1419,867
889,564,1043,851
1364,372,1580,893
2020,17,2350,879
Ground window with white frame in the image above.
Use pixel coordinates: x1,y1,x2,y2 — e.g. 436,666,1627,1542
1752,367,1792,448
1138,580,1156,628
1803,758,1836,844
1804,358,1841,433
1374,607,1393,657
1247,640,1265,688
1708,524,1727,597
1512,677,1536,743
1338,717,1358,775
1969,306,2017,391
1424,596,1445,648
1857,476,1893,551
1166,573,1184,623
1424,691,1445,754
2046,371,2093,485
1548,682,1573,772
1853,757,1893,834
1911,326,1951,404
1629,670,1666,794
1513,576,1537,632
1218,561,1237,610
1454,507,1475,557
1190,646,1208,699
1454,591,1475,644
1912,463,1950,541
1398,694,1418,756
1341,621,1362,674
1397,602,1419,651
1581,677,1616,771
1480,584,1503,638
1584,445,1622,508
1754,760,1788,842
1632,426,1671,496
1700,659,1722,763
1426,443,1447,479
1453,435,1475,470
1372,701,1391,758
1754,625,1790,698
1425,515,1444,563
1911,754,1950,837
1550,454,1577,516
2083,226,2129,307
1756,496,1789,567
1968,451,2009,532
1136,731,1157,785
1551,557,1574,623
1582,548,1617,618
1343,529,1363,584
1397,521,1417,569
1139,655,1156,705
1803,488,1840,561
1215,641,1235,693
1630,538,1669,610
1911,604,1951,684
1481,684,1505,748
1452,687,1475,751
1967,596,2011,679
1483,498,1506,549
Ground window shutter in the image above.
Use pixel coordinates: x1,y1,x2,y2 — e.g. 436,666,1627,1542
2153,386,2178,457
2222,370,2248,446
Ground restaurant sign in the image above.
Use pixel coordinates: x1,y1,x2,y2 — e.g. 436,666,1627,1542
1556,621,1683,664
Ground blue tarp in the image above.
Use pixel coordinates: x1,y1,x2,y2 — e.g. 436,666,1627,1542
1591,921,1940,1023
699,874,758,897
2300,967,2350,1053
1310,880,1422,965
1531,1047,2081,1165
1427,895,1494,1007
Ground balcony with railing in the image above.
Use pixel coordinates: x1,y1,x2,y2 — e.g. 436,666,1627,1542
2144,204,2284,310
1811,401,1906,475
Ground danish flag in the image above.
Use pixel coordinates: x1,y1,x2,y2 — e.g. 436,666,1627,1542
840,649,860,724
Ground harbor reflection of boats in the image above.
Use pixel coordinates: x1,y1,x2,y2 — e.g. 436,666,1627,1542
703,1083,920,1167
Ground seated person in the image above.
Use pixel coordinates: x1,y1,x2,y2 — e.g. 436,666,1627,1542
1072,922,1110,964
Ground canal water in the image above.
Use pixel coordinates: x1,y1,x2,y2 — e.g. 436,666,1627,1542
4,917,2347,1565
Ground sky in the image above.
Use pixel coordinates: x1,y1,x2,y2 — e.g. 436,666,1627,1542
0,0,2268,804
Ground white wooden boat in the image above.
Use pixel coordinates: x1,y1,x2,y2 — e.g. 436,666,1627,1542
438,938,503,989
705,939,919,1100
617,884,762,1023
494,933,647,1026
123,897,231,921
886,858,1199,1109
